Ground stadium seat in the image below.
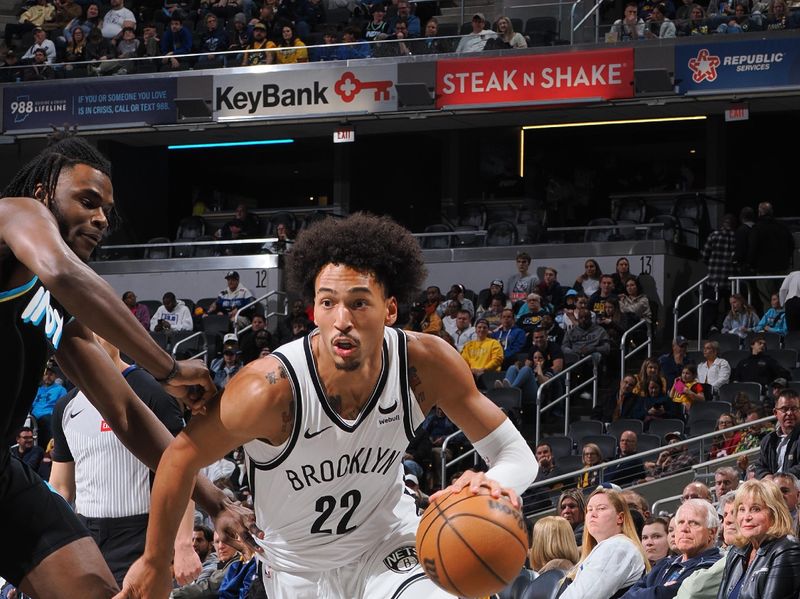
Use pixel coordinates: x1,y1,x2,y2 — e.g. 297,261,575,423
568,420,603,440
765,349,798,370
689,401,732,424
479,371,505,390
688,418,717,437
520,569,566,599
540,435,573,459
579,435,617,461
584,218,617,242
193,235,218,258
744,331,782,351
144,237,171,259
784,331,800,352
709,332,742,353
647,215,682,243
718,382,762,405
648,418,685,440
557,454,583,473
485,221,518,246
459,204,486,228
453,225,483,247
421,223,453,249
140,300,161,316
524,16,558,46
149,331,168,350
607,419,644,439
485,388,523,424
722,350,749,367
613,197,646,224
637,433,662,454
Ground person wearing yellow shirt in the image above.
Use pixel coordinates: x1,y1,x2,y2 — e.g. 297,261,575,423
241,21,276,66
4,0,55,46
460,318,504,378
275,23,308,63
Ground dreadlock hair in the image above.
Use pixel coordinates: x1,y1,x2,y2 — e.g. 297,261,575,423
287,213,427,306
2,137,111,202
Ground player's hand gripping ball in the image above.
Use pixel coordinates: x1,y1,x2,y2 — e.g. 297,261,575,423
416,486,528,598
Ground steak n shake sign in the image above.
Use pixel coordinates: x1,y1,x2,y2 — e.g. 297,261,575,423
213,65,398,120
436,48,634,109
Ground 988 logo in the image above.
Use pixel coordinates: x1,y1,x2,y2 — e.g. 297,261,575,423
10,95,33,123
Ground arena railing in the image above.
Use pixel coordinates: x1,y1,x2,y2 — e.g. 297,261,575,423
523,414,775,515
96,237,279,260
620,318,652,377
534,353,599,445
728,274,790,307
673,274,713,351
172,330,205,359
569,0,604,43
233,289,288,335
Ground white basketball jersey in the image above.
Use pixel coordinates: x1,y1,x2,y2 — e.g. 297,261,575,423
243,327,425,572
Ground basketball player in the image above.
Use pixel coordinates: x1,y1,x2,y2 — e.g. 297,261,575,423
0,137,257,597
118,214,538,599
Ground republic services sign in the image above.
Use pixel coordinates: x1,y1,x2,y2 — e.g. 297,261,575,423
213,65,398,120
436,48,634,109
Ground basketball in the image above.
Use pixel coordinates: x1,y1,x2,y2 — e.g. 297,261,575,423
416,486,529,598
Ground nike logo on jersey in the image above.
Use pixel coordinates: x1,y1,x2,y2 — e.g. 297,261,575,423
69,409,84,419
21,287,64,349
378,401,398,415
304,426,332,439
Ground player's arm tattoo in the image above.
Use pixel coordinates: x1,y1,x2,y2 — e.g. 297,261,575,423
265,363,289,385
408,366,426,406
280,398,295,434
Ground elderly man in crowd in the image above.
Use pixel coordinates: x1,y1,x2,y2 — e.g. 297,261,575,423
714,466,740,501
754,389,800,479
622,499,721,599
682,481,713,503
773,472,800,529
605,431,647,487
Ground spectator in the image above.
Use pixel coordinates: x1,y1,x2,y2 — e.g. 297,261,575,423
412,17,451,54
437,284,474,319
669,364,705,413
779,271,800,332
709,414,743,460
764,0,797,29
747,202,796,312
676,3,709,34
31,365,67,449
207,271,256,327
523,443,563,512
697,340,731,395
560,488,649,599
773,472,800,529
64,25,89,74
138,22,160,58
312,27,339,60
373,17,413,56
536,267,564,313
13,426,44,471
0,50,23,83
491,308,526,367
701,213,737,333
150,292,193,333
460,318,503,378
172,532,240,598
421,406,461,490
480,296,506,331
622,490,651,520
43,0,82,35
64,2,99,44
732,333,790,388
297,0,326,35
561,308,611,364
21,27,57,63
423,285,443,318
196,13,229,67
498,348,553,407
634,358,669,397
682,481,713,503
644,1,677,36
557,290,581,331
622,499,721,599
754,293,787,335
227,12,251,53
614,0,647,38
754,389,800,479
449,309,476,352
484,14,526,49
364,3,389,40
714,466,741,500
575,259,602,297
275,299,310,344
644,377,681,423
241,21,275,65
558,489,587,545
455,12,496,52
122,291,151,330
605,431,647,486
658,336,694,385
101,0,135,39
610,258,636,296
515,293,547,336
614,375,647,420
619,278,652,326
159,14,191,68
735,407,772,455
210,333,243,390
439,300,461,338
529,516,580,574
540,313,565,346
530,326,565,374
717,479,800,598
597,298,626,349
23,47,55,80
335,26,371,59
768,377,790,409
577,442,604,490
4,0,55,47
275,23,308,63
647,432,696,478
722,293,760,339
477,279,511,317
589,275,617,319
388,0,419,34
191,525,219,584
640,516,671,566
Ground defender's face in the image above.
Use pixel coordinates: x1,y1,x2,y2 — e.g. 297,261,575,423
314,264,396,372
47,164,113,262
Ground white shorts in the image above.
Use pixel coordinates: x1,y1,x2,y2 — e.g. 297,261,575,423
260,512,456,599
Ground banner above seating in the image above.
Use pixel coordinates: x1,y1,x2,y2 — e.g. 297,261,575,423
434,48,635,109
675,38,800,94
1,78,176,133
211,65,398,121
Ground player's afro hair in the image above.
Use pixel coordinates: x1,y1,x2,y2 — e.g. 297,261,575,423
287,213,426,305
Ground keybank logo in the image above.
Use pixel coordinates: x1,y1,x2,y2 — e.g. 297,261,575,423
21,287,64,349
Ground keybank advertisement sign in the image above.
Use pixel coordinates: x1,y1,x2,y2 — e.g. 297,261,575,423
676,38,800,93
213,65,398,120
2,79,176,132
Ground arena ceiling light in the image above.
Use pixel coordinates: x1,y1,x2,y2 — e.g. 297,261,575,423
167,139,295,150
521,115,707,131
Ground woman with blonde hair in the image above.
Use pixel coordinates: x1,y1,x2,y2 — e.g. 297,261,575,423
577,443,604,490
530,516,580,574
633,358,668,397
485,15,527,49
716,479,800,598
560,487,650,598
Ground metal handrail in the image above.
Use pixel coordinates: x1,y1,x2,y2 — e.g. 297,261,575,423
729,274,789,306
620,319,652,375
535,353,599,445
673,275,712,351
101,238,278,250
441,431,480,488
233,290,287,334
527,414,776,492
651,494,683,516
172,331,205,358
570,0,603,43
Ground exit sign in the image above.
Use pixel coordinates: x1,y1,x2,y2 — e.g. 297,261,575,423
725,104,749,122
333,127,355,143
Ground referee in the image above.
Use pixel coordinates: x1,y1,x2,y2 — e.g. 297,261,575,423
49,337,198,586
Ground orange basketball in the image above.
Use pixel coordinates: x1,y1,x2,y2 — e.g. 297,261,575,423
416,486,528,598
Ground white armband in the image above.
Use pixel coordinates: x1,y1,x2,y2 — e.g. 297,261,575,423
472,418,538,495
